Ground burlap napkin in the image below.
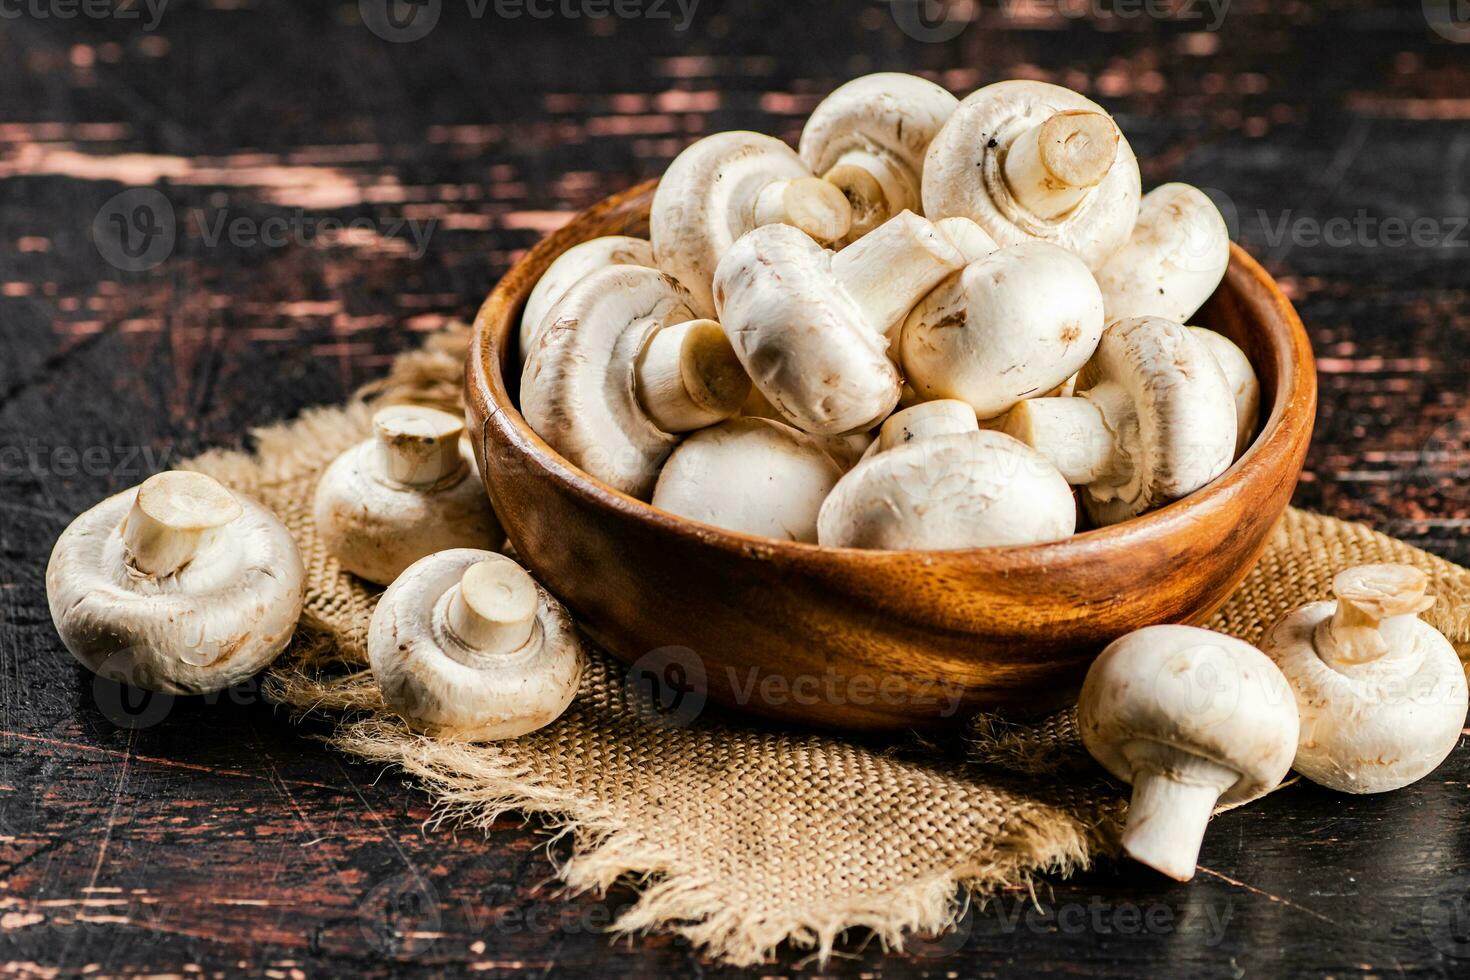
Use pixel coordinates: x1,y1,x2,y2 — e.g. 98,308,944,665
185,325,1470,966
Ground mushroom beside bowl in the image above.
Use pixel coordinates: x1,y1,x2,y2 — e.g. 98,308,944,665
465,181,1316,733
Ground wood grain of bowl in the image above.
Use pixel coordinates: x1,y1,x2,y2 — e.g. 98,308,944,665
466,181,1317,733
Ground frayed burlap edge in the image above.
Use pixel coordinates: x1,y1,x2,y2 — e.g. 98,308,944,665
322,714,1116,966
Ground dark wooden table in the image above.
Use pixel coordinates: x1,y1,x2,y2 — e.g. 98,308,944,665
2,1,1468,976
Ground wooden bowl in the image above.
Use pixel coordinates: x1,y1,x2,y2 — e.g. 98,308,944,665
466,181,1316,732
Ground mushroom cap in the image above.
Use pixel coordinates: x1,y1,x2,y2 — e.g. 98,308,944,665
1095,183,1231,324
651,417,843,542
1079,624,1299,806
1190,326,1260,461
922,80,1141,268
816,430,1076,550
46,478,305,695
899,240,1105,418
521,265,700,498
1261,584,1468,794
368,549,584,741
799,73,959,227
519,235,655,360
1075,316,1236,526
652,131,835,316
714,223,901,436
313,408,501,586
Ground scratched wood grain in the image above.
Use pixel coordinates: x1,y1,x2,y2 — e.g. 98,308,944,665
2,1,1469,976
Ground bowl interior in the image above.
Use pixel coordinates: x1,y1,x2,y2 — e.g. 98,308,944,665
480,180,1313,564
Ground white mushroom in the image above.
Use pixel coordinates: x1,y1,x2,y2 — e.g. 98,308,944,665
651,131,853,316
799,72,959,243
1191,326,1260,461
315,405,502,586
923,80,1141,269
714,212,966,436
1079,624,1300,881
1001,316,1236,526
737,386,874,470
46,471,305,694
899,240,1106,419
651,417,843,542
368,549,585,741
519,236,655,359
817,401,1075,550
521,265,751,498
1261,564,1469,794
1094,183,1231,324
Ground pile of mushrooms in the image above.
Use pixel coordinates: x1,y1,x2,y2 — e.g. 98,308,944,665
518,74,1247,549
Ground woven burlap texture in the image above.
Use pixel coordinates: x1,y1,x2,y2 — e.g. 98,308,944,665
184,325,1470,967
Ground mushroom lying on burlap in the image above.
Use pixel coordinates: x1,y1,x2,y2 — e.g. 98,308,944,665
714,212,970,436
47,471,305,694
799,72,959,243
1095,183,1231,325
1261,564,1469,794
1190,326,1260,461
1001,316,1237,526
651,417,843,542
369,549,585,741
519,235,655,359
315,405,502,586
899,240,1106,420
923,80,1141,269
521,265,751,498
1079,625,1300,881
816,401,1076,550
651,131,854,316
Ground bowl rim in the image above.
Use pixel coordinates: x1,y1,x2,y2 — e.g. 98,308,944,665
470,179,1316,568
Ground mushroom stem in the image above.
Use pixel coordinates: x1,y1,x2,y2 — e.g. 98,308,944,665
373,406,467,488
753,176,853,245
1316,564,1436,668
877,400,978,453
634,319,751,433
830,211,966,340
823,150,914,241
1002,110,1120,220
122,472,244,577
444,558,539,663
1120,741,1238,881
1001,385,1131,485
